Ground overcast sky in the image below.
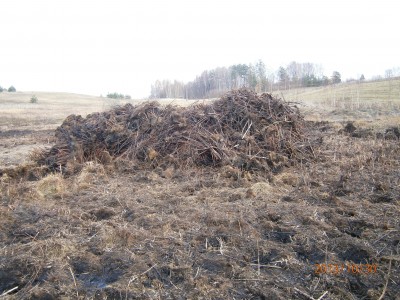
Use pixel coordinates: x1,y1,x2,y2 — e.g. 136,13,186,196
0,0,398,98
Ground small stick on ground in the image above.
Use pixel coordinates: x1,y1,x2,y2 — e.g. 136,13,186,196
378,257,393,300
128,264,157,284
294,287,315,300
233,278,271,282
317,291,329,300
295,289,328,300
0,286,19,297
68,266,79,298
257,239,260,277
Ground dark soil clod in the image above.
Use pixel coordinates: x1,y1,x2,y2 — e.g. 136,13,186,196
344,122,356,133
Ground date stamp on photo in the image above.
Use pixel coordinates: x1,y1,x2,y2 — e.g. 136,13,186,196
315,263,377,275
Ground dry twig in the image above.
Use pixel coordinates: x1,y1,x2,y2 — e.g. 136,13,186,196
378,257,393,300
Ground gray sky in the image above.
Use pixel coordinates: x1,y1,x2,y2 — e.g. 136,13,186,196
0,0,398,98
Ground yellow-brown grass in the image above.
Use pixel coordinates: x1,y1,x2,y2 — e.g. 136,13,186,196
36,173,66,199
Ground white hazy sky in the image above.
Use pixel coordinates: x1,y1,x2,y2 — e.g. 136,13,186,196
0,0,399,98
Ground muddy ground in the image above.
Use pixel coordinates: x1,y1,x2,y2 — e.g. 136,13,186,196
0,120,399,299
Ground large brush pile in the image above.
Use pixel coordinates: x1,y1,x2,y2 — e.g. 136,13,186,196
34,89,314,173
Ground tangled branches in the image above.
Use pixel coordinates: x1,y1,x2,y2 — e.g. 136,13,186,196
34,89,314,173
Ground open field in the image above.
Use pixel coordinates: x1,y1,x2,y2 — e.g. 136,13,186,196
280,78,400,124
281,77,400,106
0,92,210,167
0,92,107,131
0,91,108,168
0,92,207,131
0,88,399,299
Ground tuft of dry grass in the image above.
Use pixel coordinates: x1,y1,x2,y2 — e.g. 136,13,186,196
275,172,300,187
73,161,108,191
36,173,66,199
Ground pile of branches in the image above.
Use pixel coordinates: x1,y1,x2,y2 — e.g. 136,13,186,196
34,89,314,173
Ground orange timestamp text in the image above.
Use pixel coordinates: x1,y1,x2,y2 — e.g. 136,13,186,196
315,263,377,275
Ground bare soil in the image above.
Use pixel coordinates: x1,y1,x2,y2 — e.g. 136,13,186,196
0,130,55,167
0,106,399,299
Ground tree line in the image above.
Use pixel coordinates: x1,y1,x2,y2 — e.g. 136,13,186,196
106,92,131,100
150,60,343,99
0,85,16,92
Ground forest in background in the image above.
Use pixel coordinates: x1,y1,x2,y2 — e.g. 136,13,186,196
150,60,400,99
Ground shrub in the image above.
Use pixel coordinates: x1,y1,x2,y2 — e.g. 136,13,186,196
8,86,16,92
0,86,3,92
30,95,38,103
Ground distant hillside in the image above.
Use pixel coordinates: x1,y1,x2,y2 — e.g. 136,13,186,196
0,91,211,130
0,91,110,129
280,77,400,107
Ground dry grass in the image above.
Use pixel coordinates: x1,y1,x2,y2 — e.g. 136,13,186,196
36,173,66,199
0,88,399,299
0,91,211,131
0,119,399,299
280,78,400,125
0,91,207,168
0,91,107,130
281,77,400,106
72,162,108,192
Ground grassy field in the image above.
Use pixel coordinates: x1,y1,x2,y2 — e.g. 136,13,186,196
0,91,213,167
0,91,209,131
1,78,399,129
280,77,400,106
0,91,108,130
278,78,400,127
